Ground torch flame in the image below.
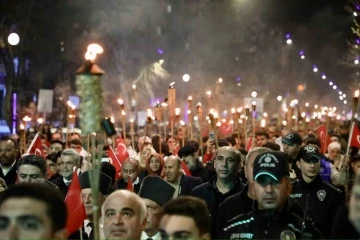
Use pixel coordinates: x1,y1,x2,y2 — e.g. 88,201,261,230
117,99,124,105
355,90,360,98
85,43,103,61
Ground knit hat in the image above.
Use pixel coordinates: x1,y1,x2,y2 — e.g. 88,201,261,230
328,142,341,153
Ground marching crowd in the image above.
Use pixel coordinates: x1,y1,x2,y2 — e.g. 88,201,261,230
0,124,359,240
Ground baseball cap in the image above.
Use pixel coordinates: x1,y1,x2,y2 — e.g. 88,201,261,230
282,132,302,146
299,145,321,163
253,151,289,182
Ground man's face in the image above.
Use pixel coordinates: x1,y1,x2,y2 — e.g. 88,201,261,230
81,188,104,218
49,143,63,154
268,127,276,140
59,155,76,179
0,198,64,240
214,149,239,180
70,144,82,154
182,154,196,171
46,160,57,177
282,143,299,158
143,199,161,233
159,215,205,240
0,140,17,166
330,137,340,143
103,194,145,240
297,158,320,179
253,175,291,210
51,133,62,141
256,135,268,147
17,165,44,183
164,158,181,183
352,161,360,175
121,162,138,183
350,185,360,233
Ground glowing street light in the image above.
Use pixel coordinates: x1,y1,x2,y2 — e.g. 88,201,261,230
313,65,318,72
329,82,333,86
277,95,283,102
355,59,359,65
8,33,20,46
286,39,292,45
333,85,337,90
322,73,326,79
182,74,190,82
251,91,257,98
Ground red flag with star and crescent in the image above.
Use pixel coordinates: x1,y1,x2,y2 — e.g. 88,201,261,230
350,123,360,148
220,121,232,135
26,133,45,157
108,146,122,180
316,124,330,153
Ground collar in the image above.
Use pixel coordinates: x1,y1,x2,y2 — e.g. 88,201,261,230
1,160,16,175
252,199,300,223
141,231,161,240
84,219,90,228
63,178,71,185
133,177,139,185
299,174,322,189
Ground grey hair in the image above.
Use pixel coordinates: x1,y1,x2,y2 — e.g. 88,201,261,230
245,147,271,166
101,190,147,223
61,149,81,166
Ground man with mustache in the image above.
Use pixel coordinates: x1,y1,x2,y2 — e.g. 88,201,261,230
102,190,146,240
290,145,343,238
221,151,322,239
191,147,243,237
0,137,19,186
79,170,112,239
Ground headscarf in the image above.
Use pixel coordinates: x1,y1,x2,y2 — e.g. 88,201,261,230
146,153,165,177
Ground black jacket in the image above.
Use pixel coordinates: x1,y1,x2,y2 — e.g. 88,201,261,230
191,176,243,236
51,176,69,199
331,205,360,239
178,174,202,196
0,160,18,186
215,184,254,238
220,199,323,240
115,177,142,194
290,174,344,238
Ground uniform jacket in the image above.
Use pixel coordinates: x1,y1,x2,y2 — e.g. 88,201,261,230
290,174,344,238
215,184,254,238
220,199,322,240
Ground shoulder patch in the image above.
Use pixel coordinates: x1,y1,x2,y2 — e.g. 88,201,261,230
223,217,255,232
323,182,342,194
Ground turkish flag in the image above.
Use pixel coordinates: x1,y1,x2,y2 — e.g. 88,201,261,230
316,124,330,153
246,136,253,152
26,133,45,157
108,146,122,180
220,121,232,135
115,138,129,165
181,160,192,176
126,176,133,192
351,123,360,148
64,171,86,236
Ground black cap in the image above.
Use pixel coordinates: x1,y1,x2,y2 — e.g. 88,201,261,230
78,171,112,195
178,144,197,158
282,132,302,145
299,145,321,162
253,151,289,182
139,176,175,206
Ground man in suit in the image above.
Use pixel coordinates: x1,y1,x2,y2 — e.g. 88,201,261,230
116,158,142,193
0,137,19,186
51,149,80,198
79,170,112,239
164,156,202,198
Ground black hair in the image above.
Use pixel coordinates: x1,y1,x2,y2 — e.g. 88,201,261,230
0,183,66,232
161,143,171,157
103,144,110,151
45,152,58,164
56,150,63,160
255,131,269,139
68,138,83,147
50,140,65,148
262,142,281,151
186,140,200,152
330,134,341,141
161,196,210,235
225,136,236,146
218,139,230,148
17,155,47,176
202,136,209,143
304,137,321,149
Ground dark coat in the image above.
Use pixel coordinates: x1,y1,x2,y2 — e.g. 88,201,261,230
215,184,254,238
290,174,344,238
177,175,202,196
220,199,323,239
191,176,244,236
331,205,360,239
190,159,215,183
115,177,142,194
0,160,18,186
51,176,69,199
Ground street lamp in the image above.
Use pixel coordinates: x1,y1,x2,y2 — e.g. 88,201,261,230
8,33,20,46
251,91,257,98
182,74,190,82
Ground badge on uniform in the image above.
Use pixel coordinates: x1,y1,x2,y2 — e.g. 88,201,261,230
280,230,296,240
317,190,326,201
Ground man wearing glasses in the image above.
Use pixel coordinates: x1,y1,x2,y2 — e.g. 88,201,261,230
138,176,175,240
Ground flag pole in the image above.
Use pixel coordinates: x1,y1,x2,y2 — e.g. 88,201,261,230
346,122,355,156
79,227,83,240
26,132,40,153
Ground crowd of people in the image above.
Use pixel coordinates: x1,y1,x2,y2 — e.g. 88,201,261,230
0,123,359,239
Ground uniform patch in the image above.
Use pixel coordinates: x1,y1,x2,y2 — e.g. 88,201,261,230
257,153,279,168
230,233,254,239
280,230,296,240
317,190,326,201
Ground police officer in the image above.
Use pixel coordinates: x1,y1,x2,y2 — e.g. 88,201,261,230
291,145,344,238
221,151,321,239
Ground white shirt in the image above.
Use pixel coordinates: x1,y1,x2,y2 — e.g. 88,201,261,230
63,178,71,186
1,160,16,176
84,219,92,238
141,231,161,240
